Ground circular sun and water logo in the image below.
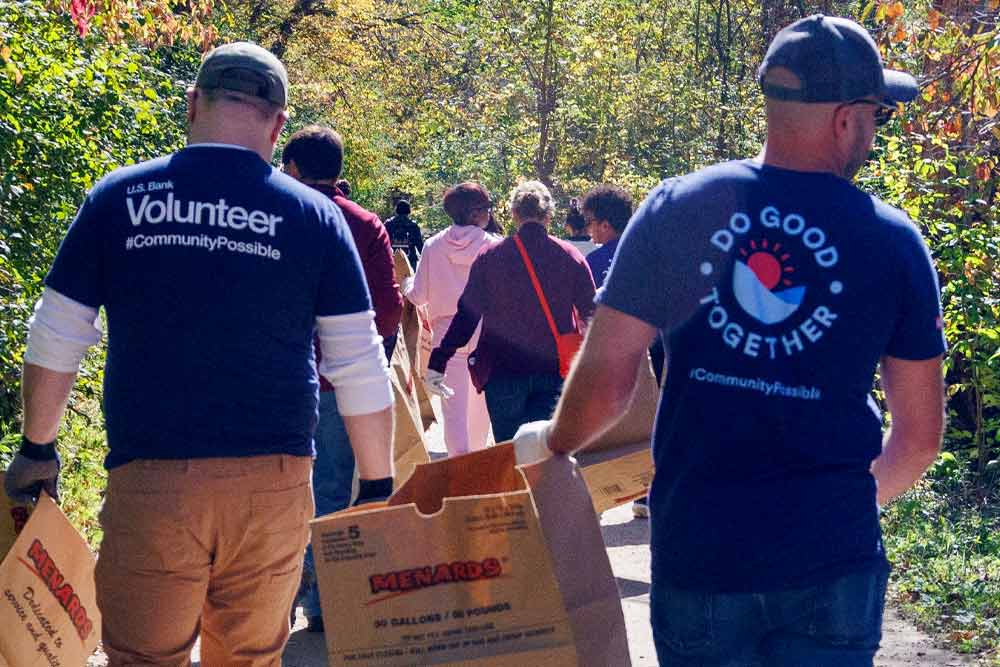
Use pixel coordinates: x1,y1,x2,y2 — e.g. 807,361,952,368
732,238,807,325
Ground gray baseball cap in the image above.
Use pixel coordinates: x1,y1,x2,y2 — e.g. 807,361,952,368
758,15,918,105
195,41,288,107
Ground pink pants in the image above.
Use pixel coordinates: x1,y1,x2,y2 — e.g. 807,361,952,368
442,352,491,456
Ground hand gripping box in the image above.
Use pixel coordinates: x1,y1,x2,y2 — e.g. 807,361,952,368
0,493,101,667
311,444,630,666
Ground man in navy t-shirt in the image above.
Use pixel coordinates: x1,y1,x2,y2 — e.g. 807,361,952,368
581,184,632,288
4,42,394,664
514,16,945,665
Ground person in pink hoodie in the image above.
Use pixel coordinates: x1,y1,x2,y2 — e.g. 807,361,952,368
406,182,500,456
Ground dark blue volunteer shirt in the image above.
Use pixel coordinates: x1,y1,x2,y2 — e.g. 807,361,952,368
586,238,619,287
598,160,945,592
45,144,372,469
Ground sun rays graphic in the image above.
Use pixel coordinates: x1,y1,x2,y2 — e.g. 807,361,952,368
738,238,795,289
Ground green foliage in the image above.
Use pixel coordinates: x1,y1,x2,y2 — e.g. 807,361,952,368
882,450,1000,657
0,0,199,432
870,0,1000,483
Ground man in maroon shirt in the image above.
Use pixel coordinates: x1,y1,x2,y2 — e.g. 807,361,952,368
427,180,595,441
281,125,402,632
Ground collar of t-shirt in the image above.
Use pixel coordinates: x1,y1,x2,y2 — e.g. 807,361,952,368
185,142,258,153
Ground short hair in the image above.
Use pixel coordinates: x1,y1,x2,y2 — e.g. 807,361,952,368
395,200,411,216
565,198,586,232
336,178,352,198
199,87,284,122
509,180,554,223
581,184,633,233
280,125,344,180
443,182,491,226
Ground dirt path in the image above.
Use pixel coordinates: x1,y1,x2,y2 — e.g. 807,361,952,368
89,416,977,666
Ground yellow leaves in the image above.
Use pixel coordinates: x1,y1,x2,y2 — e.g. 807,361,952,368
0,43,23,85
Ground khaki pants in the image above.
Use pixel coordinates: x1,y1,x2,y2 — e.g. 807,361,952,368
95,455,313,667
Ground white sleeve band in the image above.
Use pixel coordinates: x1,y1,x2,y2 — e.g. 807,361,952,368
317,310,393,416
24,287,102,373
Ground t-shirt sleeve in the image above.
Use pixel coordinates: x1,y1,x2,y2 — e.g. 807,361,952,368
884,223,946,360
315,203,373,317
45,192,105,309
597,179,713,332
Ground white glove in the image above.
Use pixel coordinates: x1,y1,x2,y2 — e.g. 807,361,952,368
422,369,454,399
512,420,554,465
401,276,415,297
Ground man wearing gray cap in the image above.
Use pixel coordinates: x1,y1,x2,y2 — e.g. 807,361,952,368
4,41,394,664
513,15,945,665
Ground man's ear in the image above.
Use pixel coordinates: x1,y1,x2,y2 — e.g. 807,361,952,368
830,104,858,165
270,110,289,147
186,88,198,125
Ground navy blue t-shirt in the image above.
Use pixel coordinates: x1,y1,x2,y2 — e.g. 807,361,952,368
45,145,372,468
598,160,945,592
586,238,619,287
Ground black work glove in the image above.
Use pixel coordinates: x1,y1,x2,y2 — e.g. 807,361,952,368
4,436,60,503
352,477,393,506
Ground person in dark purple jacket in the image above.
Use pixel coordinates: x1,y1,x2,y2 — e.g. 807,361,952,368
281,125,402,633
426,180,596,441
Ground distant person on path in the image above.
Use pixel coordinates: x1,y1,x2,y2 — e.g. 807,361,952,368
385,199,424,267
4,42,394,665
406,182,500,456
514,15,944,666
426,180,596,442
581,184,632,287
563,197,597,256
579,184,656,519
281,125,402,633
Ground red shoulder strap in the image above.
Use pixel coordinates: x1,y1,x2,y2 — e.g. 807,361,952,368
514,234,561,343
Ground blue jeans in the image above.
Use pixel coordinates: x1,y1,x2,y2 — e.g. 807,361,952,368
301,391,355,618
651,568,889,666
483,373,563,442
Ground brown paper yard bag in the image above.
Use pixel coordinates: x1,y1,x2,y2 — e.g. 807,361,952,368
575,355,660,512
0,490,32,562
395,249,436,430
0,493,100,666
311,444,630,667
390,335,431,488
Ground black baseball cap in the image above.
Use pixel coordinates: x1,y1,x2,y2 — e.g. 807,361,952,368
758,15,918,105
195,41,288,107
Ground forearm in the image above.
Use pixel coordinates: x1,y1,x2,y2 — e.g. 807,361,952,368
547,305,656,455
342,407,394,479
871,426,941,505
22,364,77,443
428,302,479,372
873,354,945,505
548,350,642,455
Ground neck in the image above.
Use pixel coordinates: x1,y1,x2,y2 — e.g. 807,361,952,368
188,126,274,163
760,132,847,179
